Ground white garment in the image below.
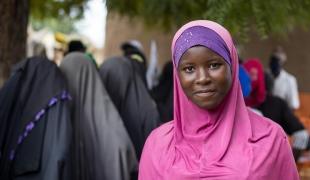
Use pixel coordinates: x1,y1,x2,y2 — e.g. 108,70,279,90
272,69,300,110
292,129,309,150
146,40,159,89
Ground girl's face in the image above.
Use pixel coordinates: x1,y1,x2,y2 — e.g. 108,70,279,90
177,46,232,110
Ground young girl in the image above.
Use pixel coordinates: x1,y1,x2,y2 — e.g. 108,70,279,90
139,20,298,179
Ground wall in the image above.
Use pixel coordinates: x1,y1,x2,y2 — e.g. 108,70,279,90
104,13,174,69
105,13,310,91
240,29,310,92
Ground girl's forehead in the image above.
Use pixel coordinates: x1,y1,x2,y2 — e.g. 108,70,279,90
179,46,227,65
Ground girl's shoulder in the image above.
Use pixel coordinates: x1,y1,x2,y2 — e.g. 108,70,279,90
141,121,176,160
146,121,175,145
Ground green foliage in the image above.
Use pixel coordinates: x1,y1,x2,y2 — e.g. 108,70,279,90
30,0,90,20
30,0,91,33
107,0,310,40
30,17,77,34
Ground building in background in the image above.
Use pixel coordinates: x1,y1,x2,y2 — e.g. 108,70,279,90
104,13,310,92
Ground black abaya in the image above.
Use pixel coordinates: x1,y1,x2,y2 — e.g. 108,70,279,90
0,57,72,180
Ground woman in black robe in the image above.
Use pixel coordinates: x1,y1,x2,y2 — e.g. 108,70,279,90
0,57,72,180
100,56,160,159
60,52,137,180
121,41,148,87
151,61,174,123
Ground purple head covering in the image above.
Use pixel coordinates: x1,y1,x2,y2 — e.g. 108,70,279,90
173,26,231,67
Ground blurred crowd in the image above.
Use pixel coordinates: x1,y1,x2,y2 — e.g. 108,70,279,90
0,36,308,179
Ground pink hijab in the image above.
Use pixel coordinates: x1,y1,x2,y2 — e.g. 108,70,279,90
243,58,266,107
139,20,298,180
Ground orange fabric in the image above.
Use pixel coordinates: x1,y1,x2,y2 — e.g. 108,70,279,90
295,92,310,131
295,92,310,177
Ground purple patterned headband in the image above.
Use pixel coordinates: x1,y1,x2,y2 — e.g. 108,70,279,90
173,26,231,67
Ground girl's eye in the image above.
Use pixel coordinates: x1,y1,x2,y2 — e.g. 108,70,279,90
183,66,195,73
209,63,221,70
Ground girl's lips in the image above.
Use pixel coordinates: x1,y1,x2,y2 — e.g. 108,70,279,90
194,90,216,98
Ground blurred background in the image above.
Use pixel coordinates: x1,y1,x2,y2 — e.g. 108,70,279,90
1,0,310,90
1,0,310,178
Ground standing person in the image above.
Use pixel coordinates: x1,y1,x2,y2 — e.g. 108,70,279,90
67,40,86,53
60,52,137,180
269,48,300,110
100,53,160,159
121,40,148,87
238,64,251,98
66,40,97,67
243,58,266,108
258,72,309,160
139,20,298,179
0,57,72,180
241,58,266,116
151,61,174,123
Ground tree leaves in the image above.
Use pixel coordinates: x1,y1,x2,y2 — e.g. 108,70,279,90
29,0,91,33
107,0,310,40
30,0,90,20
